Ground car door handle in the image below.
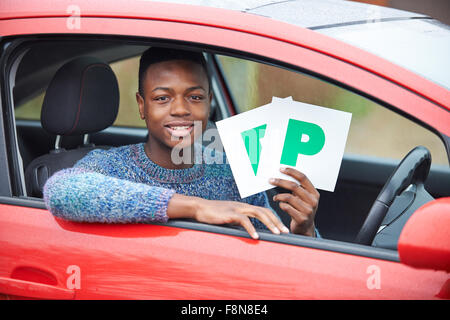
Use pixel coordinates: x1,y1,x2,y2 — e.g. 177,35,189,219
0,277,75,299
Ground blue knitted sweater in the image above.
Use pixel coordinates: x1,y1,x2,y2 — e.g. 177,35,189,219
43,143,278,231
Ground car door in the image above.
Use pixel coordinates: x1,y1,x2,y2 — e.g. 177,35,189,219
0,5,449,300
2,201,449,300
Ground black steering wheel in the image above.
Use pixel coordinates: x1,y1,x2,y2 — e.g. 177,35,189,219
354,146,431,246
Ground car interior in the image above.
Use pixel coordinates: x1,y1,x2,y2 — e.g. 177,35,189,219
9,37,450,250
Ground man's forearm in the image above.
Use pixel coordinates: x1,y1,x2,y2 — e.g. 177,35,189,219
43,167,175,223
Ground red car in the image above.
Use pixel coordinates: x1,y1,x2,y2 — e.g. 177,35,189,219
0,0,449,300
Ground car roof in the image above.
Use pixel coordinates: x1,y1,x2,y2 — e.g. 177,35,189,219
153,0,427,29
0,0,427,28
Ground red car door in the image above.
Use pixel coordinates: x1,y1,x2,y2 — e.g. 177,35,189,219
1,202,448,299
0,2,449,300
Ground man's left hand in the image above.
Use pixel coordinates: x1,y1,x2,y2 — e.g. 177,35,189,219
269,167,320,237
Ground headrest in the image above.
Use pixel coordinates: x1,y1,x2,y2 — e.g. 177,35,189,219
41,56,119,136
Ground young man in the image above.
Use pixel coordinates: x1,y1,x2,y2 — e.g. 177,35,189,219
44,47,320,239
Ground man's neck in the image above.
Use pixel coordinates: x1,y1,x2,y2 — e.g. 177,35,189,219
144,140,195,170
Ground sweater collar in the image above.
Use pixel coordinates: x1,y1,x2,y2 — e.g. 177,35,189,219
134,143,205,183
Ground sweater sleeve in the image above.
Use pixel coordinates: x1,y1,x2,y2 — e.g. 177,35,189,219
43,150,176,224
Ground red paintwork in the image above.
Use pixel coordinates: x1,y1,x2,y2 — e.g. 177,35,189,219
0,0,448,299
0,204,448,299
398,197,450,272
0,0,448,112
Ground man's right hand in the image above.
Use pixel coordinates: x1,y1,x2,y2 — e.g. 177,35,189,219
167,194,289,239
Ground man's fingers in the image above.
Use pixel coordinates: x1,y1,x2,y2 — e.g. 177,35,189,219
269,177,317,206
252,208,282,235
261,207,289,234
273,193,314,216
254,207,290,234
279,167,320,197
278,202,308,224
237,215,259,240
240,205,288,235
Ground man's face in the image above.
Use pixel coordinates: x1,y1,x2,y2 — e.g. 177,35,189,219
137,60,211,150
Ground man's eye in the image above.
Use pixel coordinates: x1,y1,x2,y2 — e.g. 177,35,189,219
154,96,169,102
190,95,204,101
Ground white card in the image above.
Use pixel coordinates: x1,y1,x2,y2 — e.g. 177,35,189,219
216,97,352,198
259,99,352,193
216,101,279,198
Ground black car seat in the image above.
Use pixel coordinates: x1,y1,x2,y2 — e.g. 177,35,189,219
25,56,119,198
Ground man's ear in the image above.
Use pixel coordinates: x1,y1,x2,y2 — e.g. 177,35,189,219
136,92,145,120
209,91,213,104
208,92,213,118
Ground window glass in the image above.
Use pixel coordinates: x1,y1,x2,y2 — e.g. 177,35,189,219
218,55,449,166
14,56,145,128
109,56,145,128
14,92,44,120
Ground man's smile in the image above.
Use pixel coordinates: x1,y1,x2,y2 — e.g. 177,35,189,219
164,121,195,137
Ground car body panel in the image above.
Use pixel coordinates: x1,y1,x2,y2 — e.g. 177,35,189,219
0,204,448,299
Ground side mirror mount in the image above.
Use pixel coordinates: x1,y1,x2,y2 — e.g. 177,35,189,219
398,197,450,272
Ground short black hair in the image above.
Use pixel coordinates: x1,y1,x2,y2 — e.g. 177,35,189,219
138,47,211,97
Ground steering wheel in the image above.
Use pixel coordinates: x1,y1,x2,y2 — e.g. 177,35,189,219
354,146,431,246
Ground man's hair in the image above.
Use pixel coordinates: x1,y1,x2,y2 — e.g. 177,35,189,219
138,47,211,97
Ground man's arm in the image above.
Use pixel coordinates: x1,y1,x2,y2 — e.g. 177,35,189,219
43,167,175,223
44,148,291,237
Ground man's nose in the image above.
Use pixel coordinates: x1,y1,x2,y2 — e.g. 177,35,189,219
170,96,191,116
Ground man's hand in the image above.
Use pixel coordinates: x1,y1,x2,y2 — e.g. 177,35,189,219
167,194,289,239
269,167,320,237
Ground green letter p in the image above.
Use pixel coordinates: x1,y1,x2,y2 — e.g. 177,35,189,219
280,119,325,166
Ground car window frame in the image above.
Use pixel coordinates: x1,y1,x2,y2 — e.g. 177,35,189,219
1,32,448,263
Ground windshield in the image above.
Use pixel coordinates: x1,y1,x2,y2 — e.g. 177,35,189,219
318,18,450,90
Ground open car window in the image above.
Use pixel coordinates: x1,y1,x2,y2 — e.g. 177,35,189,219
8,37,450,257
